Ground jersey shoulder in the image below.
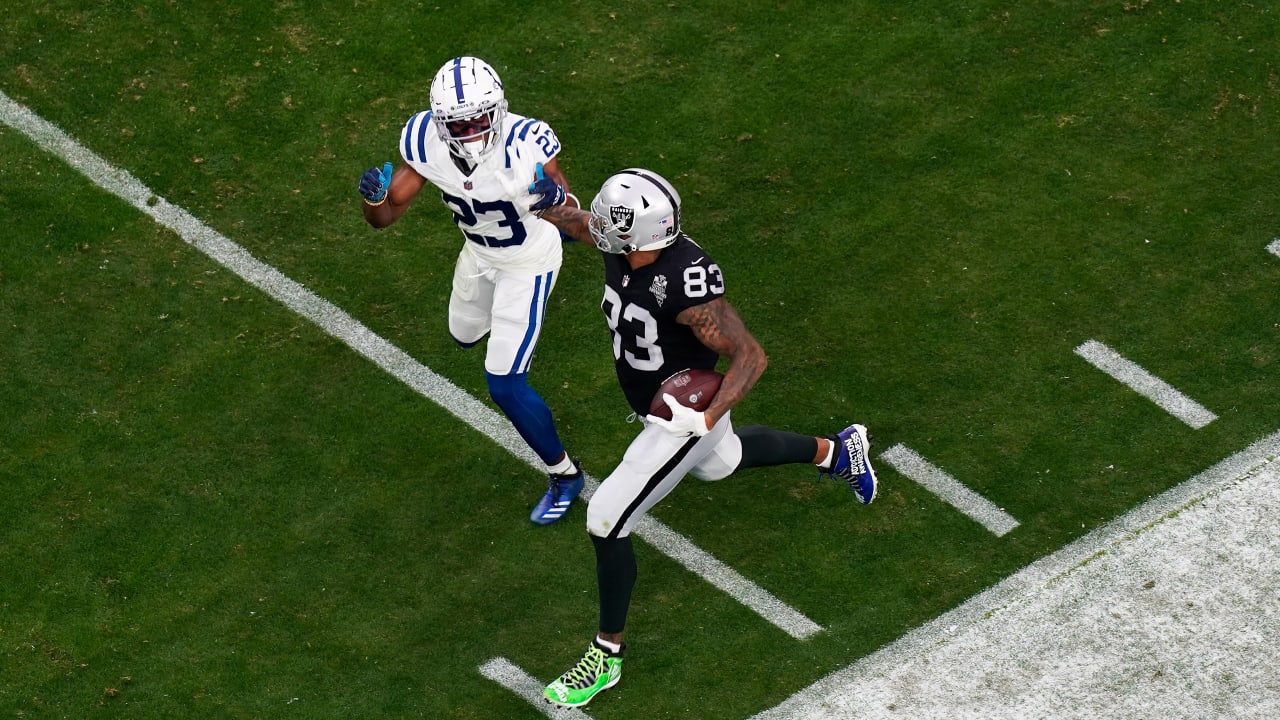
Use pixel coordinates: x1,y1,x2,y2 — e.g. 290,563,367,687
651,236,720,281
644,236,725,312
661,235,717,267
400,110,445,166
500,112,562,168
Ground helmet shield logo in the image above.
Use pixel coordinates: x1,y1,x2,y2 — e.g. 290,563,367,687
610,206,635,233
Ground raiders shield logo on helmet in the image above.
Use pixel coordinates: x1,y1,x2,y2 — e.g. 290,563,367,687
610,205,635,233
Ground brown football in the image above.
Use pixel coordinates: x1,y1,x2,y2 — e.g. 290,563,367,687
648,368,724,420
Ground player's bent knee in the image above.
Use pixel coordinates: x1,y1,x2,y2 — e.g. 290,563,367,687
690,436,741,482
586,518,626,538
586,501,626,538
448,314,489,348
690,465,733,482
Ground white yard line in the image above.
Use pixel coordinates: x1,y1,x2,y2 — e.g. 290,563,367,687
878,445,1020,537
1267,237,1280,258
755,429,1280,720
0,89,820,641
1074,339,1217,429
478,658,595,720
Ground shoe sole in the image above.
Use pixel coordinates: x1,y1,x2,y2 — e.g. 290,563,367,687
545,672,622,708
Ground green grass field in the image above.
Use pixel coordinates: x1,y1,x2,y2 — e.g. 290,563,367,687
3,1,1278,717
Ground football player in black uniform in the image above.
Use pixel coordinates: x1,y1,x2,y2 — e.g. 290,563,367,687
528,167,878,708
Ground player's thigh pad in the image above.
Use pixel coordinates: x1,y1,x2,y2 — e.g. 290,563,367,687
448,250,496,345
587,419,731,538
482,268,556,376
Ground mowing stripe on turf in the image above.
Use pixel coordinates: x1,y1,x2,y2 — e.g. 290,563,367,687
1074,339,1217,429
479,658,595,719
0,89,820,641
878,445,1020,537
755,429,1280,719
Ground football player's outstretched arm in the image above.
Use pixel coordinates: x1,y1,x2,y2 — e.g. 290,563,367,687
360,164,428,229
535,204,596,247
678,297,767,428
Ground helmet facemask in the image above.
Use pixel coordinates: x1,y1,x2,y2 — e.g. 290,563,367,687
588,205,638,254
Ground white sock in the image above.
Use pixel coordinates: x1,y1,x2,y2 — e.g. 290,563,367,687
819,442,836,471
595,636,622,654
548,456,576,476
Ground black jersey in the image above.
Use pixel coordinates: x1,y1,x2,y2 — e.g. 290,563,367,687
600,234,726,414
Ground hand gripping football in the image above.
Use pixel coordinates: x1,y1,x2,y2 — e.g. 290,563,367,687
648,368,724,421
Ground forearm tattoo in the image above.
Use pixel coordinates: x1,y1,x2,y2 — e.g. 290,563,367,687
681,298,767,417
537,205,595,245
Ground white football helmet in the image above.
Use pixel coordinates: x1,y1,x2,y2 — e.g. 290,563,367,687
588,169,683,254
428,56,508,163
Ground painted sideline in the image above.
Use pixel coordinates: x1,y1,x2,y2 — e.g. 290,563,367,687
0,89,820,641
755,429,1280,719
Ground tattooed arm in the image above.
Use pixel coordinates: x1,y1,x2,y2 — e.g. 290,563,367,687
678,297,767,428
536,204,596,248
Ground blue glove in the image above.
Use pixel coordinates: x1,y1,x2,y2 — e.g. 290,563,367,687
527,163,566,211
359,161,393,204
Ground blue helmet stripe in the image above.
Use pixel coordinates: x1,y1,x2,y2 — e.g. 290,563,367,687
452,57,465,104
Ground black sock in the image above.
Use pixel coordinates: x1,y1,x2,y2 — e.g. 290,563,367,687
591,534,637,635
736,425,820,469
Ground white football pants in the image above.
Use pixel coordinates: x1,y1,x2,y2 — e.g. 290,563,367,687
448,245,557,376
587,412,743,539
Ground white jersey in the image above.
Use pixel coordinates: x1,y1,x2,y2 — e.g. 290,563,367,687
399,110,564,274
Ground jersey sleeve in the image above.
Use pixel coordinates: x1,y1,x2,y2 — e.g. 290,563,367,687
399,111,434,166
503,117,562,172
663,243,726,317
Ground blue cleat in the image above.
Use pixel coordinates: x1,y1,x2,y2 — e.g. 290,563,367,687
823,424,878,504
530,461,584,525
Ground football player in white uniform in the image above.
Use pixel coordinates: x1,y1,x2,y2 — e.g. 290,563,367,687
529,168,880,707
357,56,583,525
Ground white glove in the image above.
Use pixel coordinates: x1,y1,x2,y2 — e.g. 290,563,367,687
496,172,540,216
646,394,711,438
